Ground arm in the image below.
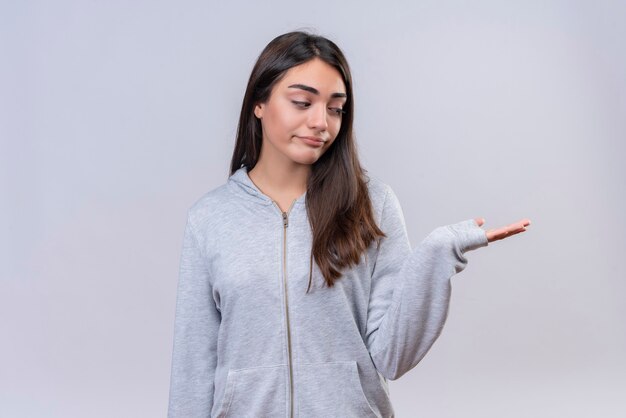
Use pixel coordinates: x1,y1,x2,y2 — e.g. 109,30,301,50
365,185,488,381
167,213,221,417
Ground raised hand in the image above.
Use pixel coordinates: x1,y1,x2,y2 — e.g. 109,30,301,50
474,218,531,243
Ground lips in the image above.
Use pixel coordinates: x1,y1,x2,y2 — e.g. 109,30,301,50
301,136,324,143
297,136,325,147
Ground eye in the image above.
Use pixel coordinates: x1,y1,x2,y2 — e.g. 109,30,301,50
292,100,310,108
292,101,345,117
329,107,346,116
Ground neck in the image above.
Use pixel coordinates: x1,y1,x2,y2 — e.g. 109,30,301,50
248,157,310,200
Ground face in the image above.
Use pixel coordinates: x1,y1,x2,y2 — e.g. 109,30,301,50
254,57,347,166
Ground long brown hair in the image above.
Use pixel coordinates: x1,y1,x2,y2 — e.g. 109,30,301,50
229,30,386,292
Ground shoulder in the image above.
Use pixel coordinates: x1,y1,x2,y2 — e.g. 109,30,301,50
364,172,400,220
365,172,401,205
365,173,389,202
364,172,409,233
185,181,233,231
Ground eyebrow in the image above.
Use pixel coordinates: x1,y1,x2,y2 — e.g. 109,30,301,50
287,83,347,99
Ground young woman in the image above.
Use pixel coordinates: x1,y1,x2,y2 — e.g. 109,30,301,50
167,30,530,418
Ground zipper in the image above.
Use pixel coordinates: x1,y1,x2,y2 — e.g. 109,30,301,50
272,198,297,418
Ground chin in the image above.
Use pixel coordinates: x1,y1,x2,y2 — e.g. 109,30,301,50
286,148,324,166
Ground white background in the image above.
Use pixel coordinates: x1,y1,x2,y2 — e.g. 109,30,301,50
1,1,625,416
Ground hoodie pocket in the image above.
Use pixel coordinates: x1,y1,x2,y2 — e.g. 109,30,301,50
213,364,287,418
297,360,380,417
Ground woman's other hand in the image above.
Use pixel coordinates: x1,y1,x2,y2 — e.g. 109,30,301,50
474,217,531,243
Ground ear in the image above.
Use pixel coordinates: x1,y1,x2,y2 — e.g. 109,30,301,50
254,103,264,119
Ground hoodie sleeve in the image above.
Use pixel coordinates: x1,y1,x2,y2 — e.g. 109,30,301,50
365,185,488,381
168,213,221,417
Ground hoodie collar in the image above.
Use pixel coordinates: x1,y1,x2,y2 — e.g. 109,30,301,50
228,166,307,207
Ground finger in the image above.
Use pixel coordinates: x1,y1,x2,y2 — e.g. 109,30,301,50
508,224,527,233
487,225,527,242
505,227,527,237
502,221,529,234
490,226,512,237
486,228,507,242
475,217,485,227
487,232,504,242
485,218,531,242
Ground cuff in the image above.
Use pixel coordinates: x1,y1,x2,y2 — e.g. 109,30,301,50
445,218,489,253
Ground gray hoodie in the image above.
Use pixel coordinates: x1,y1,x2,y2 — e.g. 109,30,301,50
167,166,489,418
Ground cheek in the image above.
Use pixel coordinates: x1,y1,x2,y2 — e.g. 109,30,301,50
326,126,341,147
330,119,342,137
267,108,299,136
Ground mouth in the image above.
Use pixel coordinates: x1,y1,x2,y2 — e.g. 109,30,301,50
297,136,325,147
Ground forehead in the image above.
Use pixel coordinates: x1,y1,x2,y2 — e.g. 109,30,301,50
278,59,346,95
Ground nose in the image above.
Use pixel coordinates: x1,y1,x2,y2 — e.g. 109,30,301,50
307,103,328,132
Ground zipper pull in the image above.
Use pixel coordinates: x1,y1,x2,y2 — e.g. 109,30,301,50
282,212,288,228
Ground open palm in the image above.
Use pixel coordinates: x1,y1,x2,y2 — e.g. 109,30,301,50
474,217,531,243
